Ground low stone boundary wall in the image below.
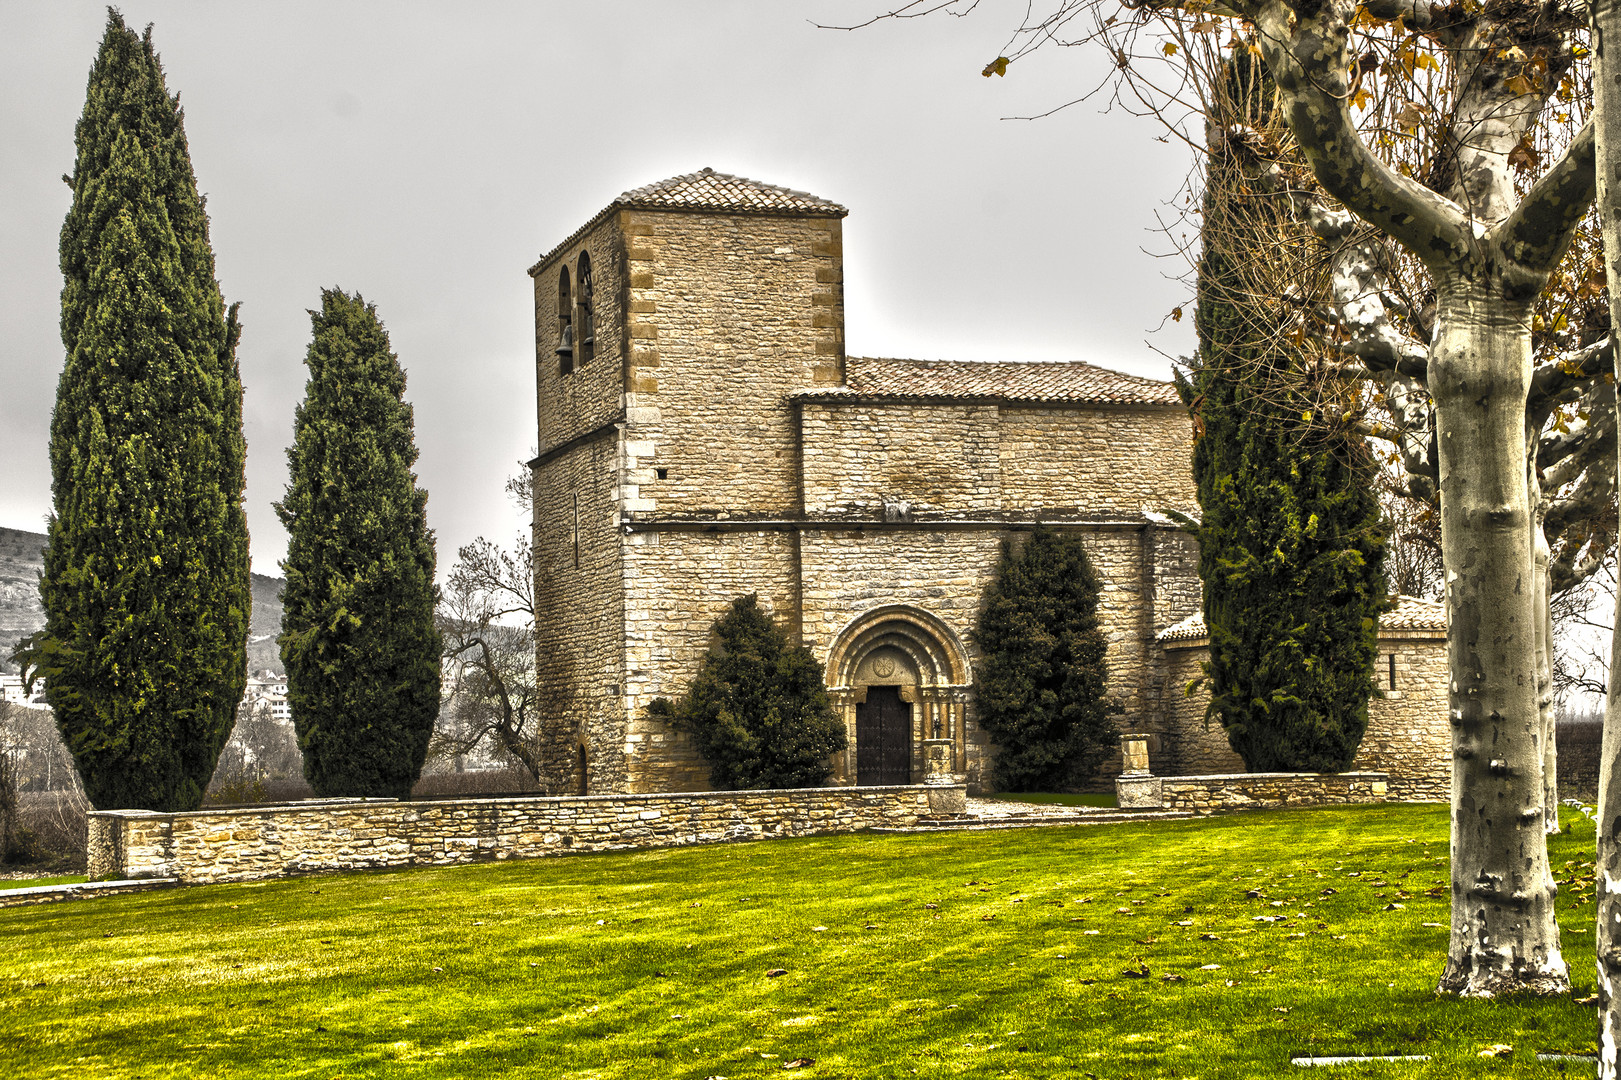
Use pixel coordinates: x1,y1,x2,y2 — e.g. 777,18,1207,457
87,784,968,885
1116,771,1388,814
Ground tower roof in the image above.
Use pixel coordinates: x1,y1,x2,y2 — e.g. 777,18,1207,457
529,168,846,274
618,168,847,217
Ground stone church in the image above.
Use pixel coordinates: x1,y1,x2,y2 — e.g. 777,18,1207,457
526,169,1450,799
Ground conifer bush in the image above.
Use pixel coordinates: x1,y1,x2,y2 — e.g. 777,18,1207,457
277,290,441,798
1175,54,1387,774
973,531,1119,791
17,13,250,812
649,595,845,789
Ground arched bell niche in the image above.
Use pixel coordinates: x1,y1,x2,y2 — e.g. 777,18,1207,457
824,605,972,785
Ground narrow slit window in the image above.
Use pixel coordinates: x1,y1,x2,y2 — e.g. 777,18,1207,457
572,492,580,569
576,251,596,365
556,266,574,376
1387,653,1397,691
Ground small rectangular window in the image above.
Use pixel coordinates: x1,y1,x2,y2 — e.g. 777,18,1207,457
655,468,669,480
1387,653,1397,691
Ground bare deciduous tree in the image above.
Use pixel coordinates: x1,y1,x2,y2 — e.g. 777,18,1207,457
436,475,545,782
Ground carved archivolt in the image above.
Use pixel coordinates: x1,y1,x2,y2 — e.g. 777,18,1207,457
824,604,971,690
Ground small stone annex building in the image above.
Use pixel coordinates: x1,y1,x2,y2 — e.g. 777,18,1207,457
525,168,1451,798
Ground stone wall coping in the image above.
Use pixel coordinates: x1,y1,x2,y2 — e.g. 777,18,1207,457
1161,771,1389,783
88,797,396,821
0,878,180,908
86,785,959,823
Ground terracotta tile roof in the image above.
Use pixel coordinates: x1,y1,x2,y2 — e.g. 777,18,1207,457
1381,594,1447,631
1157,612,1208,643
1156,595,1446,644
795,356,1182,406
530,168,846,274
617,168,846,217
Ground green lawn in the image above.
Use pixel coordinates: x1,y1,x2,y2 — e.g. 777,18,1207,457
0,874,87,892
0,804,1603,1078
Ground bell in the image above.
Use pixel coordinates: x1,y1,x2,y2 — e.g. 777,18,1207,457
555,323,573,358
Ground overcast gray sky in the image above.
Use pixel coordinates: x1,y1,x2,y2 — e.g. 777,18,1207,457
1,2,1196,577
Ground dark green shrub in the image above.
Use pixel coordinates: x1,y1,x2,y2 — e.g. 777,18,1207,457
277,289,441,798
650,595,845,789
974,531,1119,791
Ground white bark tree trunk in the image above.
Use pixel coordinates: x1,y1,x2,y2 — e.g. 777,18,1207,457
1588,0,1621,1068
1532,482,1560,836
1430,276,1569,995
1244,0,1591,994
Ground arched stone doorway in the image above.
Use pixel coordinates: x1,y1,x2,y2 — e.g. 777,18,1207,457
824,606,972,786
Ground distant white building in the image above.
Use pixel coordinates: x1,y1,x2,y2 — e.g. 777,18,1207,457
242,676,291,722
0,673,49,709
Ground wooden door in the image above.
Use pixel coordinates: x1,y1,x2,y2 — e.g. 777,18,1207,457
856,685,912,785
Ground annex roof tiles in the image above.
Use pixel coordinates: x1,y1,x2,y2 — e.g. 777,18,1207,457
795,356,1183,406
1155,595,1447,644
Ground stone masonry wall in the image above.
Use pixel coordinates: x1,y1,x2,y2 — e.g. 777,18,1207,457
1117,772,1388,814
620,529,802,793
533,436,626,794
86,786,962,885
1150,634,1450,800
797,402,1199,521
1356,634,1450,801
997,406,1198,514
618,210,844,521
800,403,1001,517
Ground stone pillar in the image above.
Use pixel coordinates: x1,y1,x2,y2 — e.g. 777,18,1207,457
921,738,967,816
1119,733,1153,777
922,738,954,786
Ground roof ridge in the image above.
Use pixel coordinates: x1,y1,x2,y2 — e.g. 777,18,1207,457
529,168,847,274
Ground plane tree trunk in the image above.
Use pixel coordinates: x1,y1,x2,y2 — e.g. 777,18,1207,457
1428,277,1567,994
1587,0,1621,1065
1247,0,1593,995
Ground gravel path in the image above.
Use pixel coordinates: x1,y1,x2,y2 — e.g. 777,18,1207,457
964,797,1114,819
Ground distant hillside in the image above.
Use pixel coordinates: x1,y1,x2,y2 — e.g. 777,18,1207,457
0,527,47,674
0,525,284,676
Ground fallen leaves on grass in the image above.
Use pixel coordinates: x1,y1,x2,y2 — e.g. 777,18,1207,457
782,1059,815,1069
1478,1044,1513,1058
1123,961,1150,978
1161,973,1185,983
765,969,788,978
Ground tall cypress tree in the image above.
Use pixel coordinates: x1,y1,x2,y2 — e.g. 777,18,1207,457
277,289,441,798
15,13,250,811
973,530,1118,791
1176,55,1388,773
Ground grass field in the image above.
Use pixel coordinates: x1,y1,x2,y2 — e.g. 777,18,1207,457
0,804,1604,1078
0,874,87,891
